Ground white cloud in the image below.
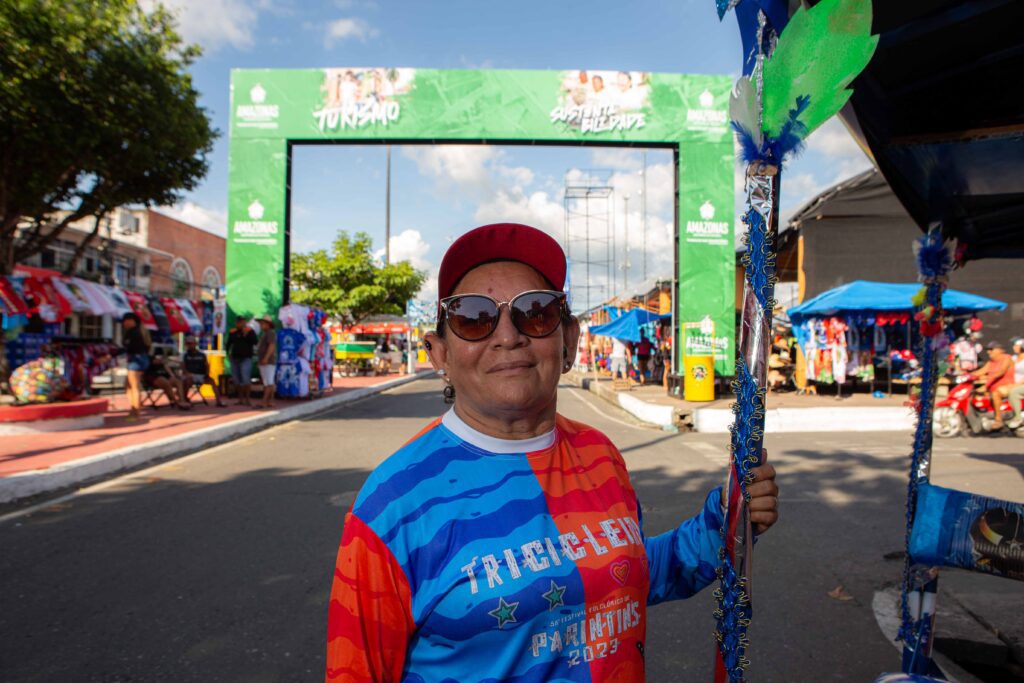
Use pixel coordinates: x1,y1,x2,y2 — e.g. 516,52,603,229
373,229,437,301
403,146,534,202
473,189,564,235
779,173,827,223
804,117,866,159
589,148,643,171
149,0,261,52
154,201,227,237
374,229,432,271
324,17,377,47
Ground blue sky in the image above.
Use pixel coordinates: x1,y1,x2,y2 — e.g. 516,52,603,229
156,0,872,303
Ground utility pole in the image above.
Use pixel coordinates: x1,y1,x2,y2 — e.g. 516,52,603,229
641,151,647,282
385,144,392,265
623,195,630,294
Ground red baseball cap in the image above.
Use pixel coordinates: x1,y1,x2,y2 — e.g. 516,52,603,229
437,223,566,300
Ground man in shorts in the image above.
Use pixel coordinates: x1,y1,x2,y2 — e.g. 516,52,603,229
181,336,226,407
256,315,278,409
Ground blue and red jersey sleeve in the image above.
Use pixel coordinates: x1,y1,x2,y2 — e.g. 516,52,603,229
326,511,414,682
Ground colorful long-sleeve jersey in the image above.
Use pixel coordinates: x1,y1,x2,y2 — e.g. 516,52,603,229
326,411,724,682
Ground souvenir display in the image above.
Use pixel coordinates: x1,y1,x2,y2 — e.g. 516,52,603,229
274,304,330,398
10,357,69,404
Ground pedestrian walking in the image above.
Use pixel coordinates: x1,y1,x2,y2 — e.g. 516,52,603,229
325,223,779,681
609,335,630,385
226,315,257,407
636,330,653,385
256,315,277,409
120,312,151,420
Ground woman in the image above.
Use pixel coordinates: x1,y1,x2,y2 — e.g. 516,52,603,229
256,315,277,409
1005,337,1024,429
326,224,778,681
121,312,151,419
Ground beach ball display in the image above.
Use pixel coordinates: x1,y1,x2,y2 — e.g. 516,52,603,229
10,359,67,404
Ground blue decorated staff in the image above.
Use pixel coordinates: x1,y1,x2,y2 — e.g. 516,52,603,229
711,1,878,680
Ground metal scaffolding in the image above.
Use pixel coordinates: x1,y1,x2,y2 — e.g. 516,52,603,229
563,170,615,314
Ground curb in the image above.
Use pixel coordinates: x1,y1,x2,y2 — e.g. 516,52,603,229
565,370,915,433
0,371,433,505
692,406,915,433
566,371,676,429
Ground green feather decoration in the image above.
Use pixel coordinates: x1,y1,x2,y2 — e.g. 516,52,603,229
761,0,878,141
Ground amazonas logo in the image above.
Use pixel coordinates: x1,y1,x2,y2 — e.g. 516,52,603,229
686,200,729,241
233,199,278,243
236,82,280,130
686,88,727,129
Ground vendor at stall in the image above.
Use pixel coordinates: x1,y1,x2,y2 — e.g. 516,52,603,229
181,336,226,408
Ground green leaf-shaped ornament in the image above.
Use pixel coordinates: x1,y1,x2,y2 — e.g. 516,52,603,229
761,0,879,140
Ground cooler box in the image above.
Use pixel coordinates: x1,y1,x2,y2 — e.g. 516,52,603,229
683,354,715,401
203,351,226,399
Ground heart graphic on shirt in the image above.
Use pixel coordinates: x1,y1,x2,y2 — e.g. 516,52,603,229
610,559,630,586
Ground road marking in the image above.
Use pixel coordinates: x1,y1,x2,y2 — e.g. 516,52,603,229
688,441,730,465
561,386,647,431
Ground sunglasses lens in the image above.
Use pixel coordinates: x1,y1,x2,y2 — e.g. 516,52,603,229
447,295,499,341
511,292,563,337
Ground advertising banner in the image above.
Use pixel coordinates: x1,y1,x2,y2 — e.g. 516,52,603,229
227,68,735,372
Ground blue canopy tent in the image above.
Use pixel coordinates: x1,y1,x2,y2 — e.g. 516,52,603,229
788,280,1006,325
588,308,668,343
787,280,1006,398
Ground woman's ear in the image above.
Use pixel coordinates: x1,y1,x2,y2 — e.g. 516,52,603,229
562,316,581,373
424,331,448,373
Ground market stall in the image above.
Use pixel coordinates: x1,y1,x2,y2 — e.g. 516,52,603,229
275,303,332,398
330,318,409,376
2,266,222,407
787,280,1005,395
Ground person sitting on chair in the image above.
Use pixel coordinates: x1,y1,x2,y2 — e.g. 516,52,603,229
144,350,191,410
181,336,226,407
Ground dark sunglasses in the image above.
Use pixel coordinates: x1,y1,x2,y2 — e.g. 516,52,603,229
439,289,568,342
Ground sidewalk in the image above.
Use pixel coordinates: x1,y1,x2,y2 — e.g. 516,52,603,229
567,370,915,432
1,368,434,505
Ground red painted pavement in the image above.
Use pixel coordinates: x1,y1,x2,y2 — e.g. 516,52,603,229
0,397,109,422
1,370,431,478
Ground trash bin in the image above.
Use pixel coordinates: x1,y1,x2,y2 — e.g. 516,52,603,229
683,354,715,401
204,351,226,399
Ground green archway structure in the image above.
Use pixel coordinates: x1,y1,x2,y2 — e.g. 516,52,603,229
226,67,736,374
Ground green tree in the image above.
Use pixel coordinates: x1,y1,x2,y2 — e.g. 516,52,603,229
290,231,427,322
0,0,216,274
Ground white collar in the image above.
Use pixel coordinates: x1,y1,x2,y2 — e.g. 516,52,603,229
441,408,556,454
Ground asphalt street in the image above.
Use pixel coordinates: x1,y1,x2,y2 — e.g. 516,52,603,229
2,377,1022,682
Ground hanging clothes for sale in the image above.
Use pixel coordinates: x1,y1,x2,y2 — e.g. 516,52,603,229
0,276,29,317
2,277,30,330
22,276,71,323
158,297,191,334
275,328,309,398
146,296,172,336
278,303,312,342
124,290,158,330
175,298,203,332
49,278,93,313
69,278,118,316
99,285,133,319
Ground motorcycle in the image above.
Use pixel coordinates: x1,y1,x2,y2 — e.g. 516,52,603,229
933,375,1024,438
